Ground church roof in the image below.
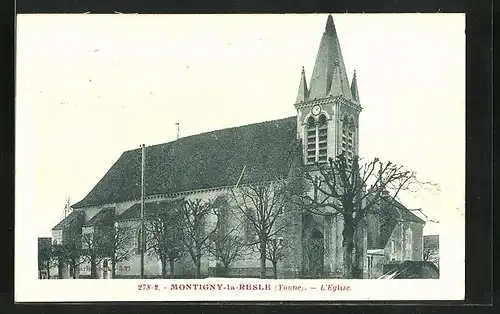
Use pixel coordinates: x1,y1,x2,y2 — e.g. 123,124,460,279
117,198,185,221
385,199,426,225
52,210,84,231
72,116,298,208
308,15,353,101
83,207,115,227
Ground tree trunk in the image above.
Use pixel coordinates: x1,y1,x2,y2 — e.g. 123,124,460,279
353,245,363,279
46,261,51,279
161,258,167,278
259,241,267,279
272,261,278,279
169,260,175,278
58,258,63,279
342,215,355,279
222,264,230,277
111,258,116,278
72,261,78,279
195,255,202,278
91,256,97,279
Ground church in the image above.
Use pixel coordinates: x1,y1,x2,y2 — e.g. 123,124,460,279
51,15,425,279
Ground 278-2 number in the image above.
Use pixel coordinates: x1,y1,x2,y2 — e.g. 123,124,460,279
138,284,159,291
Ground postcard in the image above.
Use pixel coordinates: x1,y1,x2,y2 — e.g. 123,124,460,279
15,13,465,302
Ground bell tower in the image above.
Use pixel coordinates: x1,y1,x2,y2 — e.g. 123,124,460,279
294,15,362,166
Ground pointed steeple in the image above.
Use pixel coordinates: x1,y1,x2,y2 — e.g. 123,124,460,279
308,15,352,101
351,70,360,103
296,66,309,103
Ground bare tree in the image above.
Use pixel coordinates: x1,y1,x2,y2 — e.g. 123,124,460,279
423,247,439,266
231,179,296,279
97,222,135,278
146,206,185,278
208,222,249,277
81,227,110,278
52,232,85,279
423,240,439,269
38,239,52,279
265,236,288,279
178,197,225,278
301,154,437,279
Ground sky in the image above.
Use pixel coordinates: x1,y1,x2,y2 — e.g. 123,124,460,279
16,13,465,238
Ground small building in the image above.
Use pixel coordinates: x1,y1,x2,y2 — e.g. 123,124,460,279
365,196,426,279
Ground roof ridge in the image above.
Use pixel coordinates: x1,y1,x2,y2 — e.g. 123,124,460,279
125,115,297,152
72,115,298,208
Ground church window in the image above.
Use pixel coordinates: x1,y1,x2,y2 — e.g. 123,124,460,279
317,114,328,163
341,115,356,167
305,114,328,165
306,116,316,164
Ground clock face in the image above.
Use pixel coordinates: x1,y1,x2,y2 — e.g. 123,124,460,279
312,105,321,116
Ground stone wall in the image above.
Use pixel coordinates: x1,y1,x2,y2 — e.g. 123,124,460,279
411,222,424,261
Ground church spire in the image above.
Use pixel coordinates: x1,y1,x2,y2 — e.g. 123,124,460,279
351,70,360,103
308,14,352,101
295,66,309,103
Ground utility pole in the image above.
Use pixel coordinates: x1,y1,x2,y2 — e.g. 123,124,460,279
140,144,146,279
176,122,180,140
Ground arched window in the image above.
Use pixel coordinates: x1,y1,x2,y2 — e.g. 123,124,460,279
317,114,328,163
306,116,316,164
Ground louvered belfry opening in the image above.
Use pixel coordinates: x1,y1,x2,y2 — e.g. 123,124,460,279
306,114,328,165
341,116,355,165
306,116,316,164
317,114,328,163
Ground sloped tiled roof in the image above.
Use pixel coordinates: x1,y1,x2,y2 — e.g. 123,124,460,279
72,117,298,208
385,197,426,224
83,207,115,227
117,198,185,221
51,210,84,231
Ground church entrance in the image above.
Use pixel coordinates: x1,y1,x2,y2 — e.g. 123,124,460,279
309,229,325,278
